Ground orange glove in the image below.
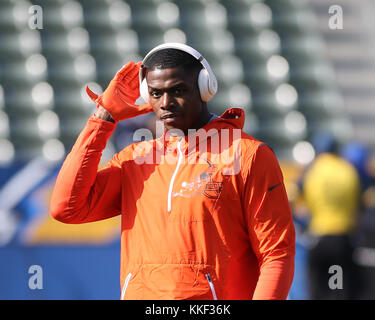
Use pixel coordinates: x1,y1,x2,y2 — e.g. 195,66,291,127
86,61,153,122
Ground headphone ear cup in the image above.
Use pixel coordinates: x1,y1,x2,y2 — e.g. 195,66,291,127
198,69,211,102
140,78,150,104
198,68,217,102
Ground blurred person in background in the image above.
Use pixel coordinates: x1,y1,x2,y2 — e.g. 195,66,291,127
302,132,361,299
358,180,375,250
341,142,374,194
341,142,375,287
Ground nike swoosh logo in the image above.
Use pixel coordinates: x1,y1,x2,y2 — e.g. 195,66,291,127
268,183,281,191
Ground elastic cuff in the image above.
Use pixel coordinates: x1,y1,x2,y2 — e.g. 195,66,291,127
90,113,117,128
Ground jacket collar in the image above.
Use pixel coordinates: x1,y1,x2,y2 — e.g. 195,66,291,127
156,108,245,153
160,108,244,140
204,108,245,131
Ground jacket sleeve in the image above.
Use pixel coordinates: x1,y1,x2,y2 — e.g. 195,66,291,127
50,115,122,224
243,144,295,300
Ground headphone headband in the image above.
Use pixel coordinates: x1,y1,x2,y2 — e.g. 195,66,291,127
143,43,202,65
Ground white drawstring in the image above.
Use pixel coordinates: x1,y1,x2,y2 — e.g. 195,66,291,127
167,139,183,212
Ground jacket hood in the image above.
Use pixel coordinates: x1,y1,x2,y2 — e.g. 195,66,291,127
209,108,245,131
159,108,245,143
155,108,245,156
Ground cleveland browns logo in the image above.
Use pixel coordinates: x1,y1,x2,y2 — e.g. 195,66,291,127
199,169,223,199
174,160,223,200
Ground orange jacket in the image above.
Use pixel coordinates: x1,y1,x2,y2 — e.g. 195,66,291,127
50,108,295,300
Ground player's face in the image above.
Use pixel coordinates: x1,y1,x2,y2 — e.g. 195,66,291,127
146,66,205,134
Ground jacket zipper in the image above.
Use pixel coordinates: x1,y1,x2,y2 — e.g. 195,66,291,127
205,273,218,300
167,139,183,212
121,272,132,300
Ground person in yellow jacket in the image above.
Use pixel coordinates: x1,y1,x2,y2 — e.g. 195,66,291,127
302,133,361,299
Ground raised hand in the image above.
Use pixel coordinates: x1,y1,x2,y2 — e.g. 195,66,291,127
86,61,153,122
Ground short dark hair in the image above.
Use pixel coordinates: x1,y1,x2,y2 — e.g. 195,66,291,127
144,48,203,72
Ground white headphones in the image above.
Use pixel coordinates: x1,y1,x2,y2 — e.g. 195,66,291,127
139,43,218,103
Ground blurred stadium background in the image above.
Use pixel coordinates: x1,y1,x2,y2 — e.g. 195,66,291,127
0,0,375,299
